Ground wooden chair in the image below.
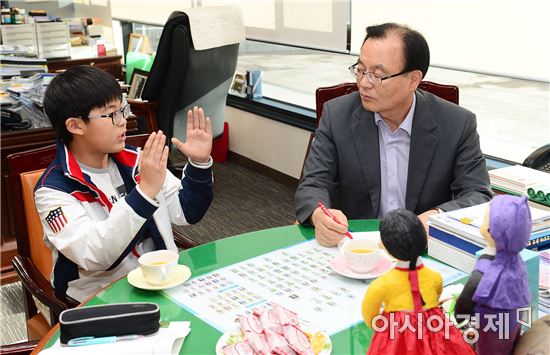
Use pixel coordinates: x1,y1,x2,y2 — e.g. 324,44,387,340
7,134,198,340
0,340,39,355
301,81,460,177
418,81,459,106
17,169,70,341
315,81,459,124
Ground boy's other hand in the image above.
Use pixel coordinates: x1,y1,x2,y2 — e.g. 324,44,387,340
139,131,169,199
171,106,212,163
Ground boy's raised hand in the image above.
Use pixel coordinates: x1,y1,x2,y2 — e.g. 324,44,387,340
171,107,212,163
138,131,169,200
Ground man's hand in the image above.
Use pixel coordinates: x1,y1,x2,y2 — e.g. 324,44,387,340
418,209,440,237
139,131,169,200
311,207,349,247
171,106,212,163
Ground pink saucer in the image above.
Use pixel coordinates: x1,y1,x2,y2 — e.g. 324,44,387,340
330,253,394,279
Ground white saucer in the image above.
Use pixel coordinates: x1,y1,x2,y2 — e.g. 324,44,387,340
330,252,394,280
127,265,191,290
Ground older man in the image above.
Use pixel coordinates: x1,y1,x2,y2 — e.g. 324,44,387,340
295,23,492,246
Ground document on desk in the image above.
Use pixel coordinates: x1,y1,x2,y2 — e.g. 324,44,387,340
164,240,466,336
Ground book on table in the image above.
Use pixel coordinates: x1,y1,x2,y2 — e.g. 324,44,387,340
428,202,550,253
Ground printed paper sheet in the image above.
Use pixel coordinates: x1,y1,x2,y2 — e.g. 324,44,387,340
164,240,466,335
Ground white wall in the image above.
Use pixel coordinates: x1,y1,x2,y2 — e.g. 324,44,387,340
224,107,311,179
110,0,192,25
351,0,550,82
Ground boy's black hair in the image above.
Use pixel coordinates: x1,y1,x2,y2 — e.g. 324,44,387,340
380,209,427,270
363,23,430,79
43,65,122,145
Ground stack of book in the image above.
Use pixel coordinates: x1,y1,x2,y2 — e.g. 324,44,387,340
489,165,550,204
0,55,47,79
428,202,550,273
539,250,550,315
0,44,36,57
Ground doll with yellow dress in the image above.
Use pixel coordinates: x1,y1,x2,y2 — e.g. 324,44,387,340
455,195,531,355
362,209,475,354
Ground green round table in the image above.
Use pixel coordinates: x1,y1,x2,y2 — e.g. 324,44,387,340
40,220,382,354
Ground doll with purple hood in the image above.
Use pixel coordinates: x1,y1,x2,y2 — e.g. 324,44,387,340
455,195,531,355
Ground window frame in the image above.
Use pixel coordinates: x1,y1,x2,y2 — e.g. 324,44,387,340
118,19,537,167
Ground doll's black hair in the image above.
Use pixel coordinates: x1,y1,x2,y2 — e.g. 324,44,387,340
379,209,427,270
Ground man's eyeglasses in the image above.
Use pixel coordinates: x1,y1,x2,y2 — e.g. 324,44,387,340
88,102,131,126
348,64,409,86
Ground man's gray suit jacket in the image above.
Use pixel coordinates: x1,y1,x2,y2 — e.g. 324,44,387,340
294,89,493,224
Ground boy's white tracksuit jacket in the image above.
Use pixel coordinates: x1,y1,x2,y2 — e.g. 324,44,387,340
34,140,213,301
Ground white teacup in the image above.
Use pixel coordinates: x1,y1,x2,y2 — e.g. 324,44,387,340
338,232,382,273
138,250,179,285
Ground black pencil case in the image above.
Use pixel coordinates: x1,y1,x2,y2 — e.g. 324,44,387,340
59,302,160,344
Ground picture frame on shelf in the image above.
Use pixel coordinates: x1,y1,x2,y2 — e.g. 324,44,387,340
128,68,149,100
128,33,152,54
229,71,246,97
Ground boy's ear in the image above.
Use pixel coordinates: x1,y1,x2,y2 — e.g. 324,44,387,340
65,117,85,136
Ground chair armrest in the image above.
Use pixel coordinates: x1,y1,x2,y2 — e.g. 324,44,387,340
172,228,199,249
12,256,79,314
0,340,39,355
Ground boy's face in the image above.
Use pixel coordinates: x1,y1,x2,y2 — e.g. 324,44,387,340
74,99,127,154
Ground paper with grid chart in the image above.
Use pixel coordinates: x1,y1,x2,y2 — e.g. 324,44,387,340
164,239,466,335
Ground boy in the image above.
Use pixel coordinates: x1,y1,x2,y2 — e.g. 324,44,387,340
36,65,213,302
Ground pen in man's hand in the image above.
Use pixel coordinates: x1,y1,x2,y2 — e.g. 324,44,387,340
317,202,353,239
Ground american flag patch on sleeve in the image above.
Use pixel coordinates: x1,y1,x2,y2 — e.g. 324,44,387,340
45,207,67,233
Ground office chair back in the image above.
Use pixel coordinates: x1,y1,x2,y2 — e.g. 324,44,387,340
142,7,244,143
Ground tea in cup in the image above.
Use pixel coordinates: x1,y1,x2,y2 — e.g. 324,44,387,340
138,250,179,285
339,235,382,273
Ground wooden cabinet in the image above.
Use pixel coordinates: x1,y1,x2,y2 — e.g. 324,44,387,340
47,55,124,81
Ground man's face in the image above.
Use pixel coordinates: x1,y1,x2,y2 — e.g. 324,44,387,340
356,34,415,116
80,99,127,154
